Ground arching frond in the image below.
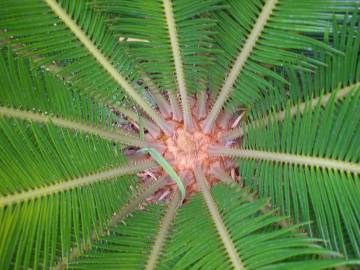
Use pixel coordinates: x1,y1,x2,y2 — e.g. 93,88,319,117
0,48,113,129
221,82,360,142
158,184,357,270
222,14,360,142
237,91,360,258
55,176,169,269
94,0,221,90
92,0,222,113
69,197,180,270
0,0,133,104
0,120,141,269
249,13,360,120
194,166,244,269
203,0,355,132
145,192,181,270
0,0,172,134
0,49,147,147
209,146,360,174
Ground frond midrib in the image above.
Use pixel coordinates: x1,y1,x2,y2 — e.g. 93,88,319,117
44,0,173,135
0,106,146,147
194,166,245,270
203,0,278,133
221,81,360,141
209,147,360,174
145,191,181,270
0,159,158,207
162,0,193,130
55,176,168,269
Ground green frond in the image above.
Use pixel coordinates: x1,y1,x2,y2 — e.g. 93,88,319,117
0,0,173,135
56,176,168,269
240,90,360,258
205,0,356,128
222,14,360,142
145,192,181,270
0,0,135,106
209,146,360,174
92,0,222,96
221,82,359,142
0,179,137,270
69,203,168,269
158,184,357,270
0,120,133,196
250,13,360,120
0,48,115,129
0,122,138,269
0,48,146,147
194,166,244,269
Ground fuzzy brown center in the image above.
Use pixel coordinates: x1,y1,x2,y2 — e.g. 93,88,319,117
134,94,239,202
165,129,210,170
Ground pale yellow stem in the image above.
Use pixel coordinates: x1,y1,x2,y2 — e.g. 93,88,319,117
203,0,278,133
145,191,181,270
0,160,158,207
209,147,360,174
162,0,193,130
194,166,244,270
0,106,146,147
44,0,173,135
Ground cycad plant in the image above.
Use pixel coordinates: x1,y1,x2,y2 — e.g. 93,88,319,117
0,0,360,269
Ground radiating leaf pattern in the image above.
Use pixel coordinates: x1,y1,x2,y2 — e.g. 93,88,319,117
0,0,359,269
240,91,360,257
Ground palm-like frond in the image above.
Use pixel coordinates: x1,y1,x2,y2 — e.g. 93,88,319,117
212,90,360,258
202,0,356,132
92,0,222,128
1,0,360,269
69,203,169,270
71,184,359,270
0,48,146,147
221,13,359,148
0,50,157,269
0,0,173,134
0,0,134,103
93,0,221,94
249,13,360,120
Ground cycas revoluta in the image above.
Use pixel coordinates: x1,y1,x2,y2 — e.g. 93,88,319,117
0,0,359,269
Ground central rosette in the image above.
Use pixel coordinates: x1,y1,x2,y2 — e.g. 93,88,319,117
165,129,211,170
137,94,239,201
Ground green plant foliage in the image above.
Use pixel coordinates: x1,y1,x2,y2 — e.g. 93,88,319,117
0,0,359,269
250,13,360,119
0,49,139,269
71,185,358,270
242,90,360,258
0,117,138,269
0,0,139,106
93,0,222,94
0,48,117,128
207,0,354,110
69,204,166,269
